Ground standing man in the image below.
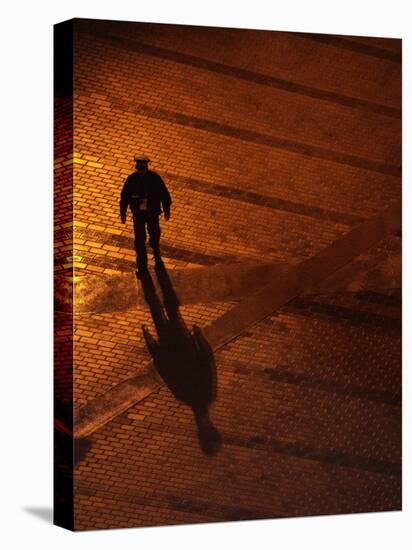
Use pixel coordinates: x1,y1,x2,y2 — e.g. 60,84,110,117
120,154,172,277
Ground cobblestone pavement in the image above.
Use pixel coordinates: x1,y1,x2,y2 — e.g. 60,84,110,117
54,20,401,530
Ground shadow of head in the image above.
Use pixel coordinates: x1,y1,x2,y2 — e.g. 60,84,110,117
139,267,221,455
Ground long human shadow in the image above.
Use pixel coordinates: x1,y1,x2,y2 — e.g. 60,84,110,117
138,265,221,455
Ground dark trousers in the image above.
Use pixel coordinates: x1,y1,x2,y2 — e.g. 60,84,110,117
133,213,161,269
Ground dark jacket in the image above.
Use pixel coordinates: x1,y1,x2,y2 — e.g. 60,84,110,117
120,170,171,221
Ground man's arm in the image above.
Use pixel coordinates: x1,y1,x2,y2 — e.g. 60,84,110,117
158,175,172,220
120,177,130,223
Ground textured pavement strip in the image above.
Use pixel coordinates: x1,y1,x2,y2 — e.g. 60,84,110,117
163,173,366,225
81,91,401,177
74,478,285,524
70,237,400,314
202,199,401,348
79,26,401,119
288,295,401,326
74,198,400,438
64,261,291,314
74,226,240,266
57,234,400,314
306,247,401,295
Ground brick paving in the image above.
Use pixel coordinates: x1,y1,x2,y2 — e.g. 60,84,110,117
54,19,401,530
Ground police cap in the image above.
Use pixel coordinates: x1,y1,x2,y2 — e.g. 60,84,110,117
134,153,151,163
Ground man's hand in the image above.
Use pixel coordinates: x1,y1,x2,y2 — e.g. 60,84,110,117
164,213,170,221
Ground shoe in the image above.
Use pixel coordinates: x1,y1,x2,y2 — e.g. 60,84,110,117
154,256,164,270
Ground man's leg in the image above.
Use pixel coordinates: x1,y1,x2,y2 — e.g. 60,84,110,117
147,215,162,264
133,216,148,272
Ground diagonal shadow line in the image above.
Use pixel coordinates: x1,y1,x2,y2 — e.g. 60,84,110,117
139,266,221,455
79,26,401,118
81,90,401,177
202,199,401,350
294,32,402,63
